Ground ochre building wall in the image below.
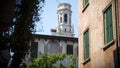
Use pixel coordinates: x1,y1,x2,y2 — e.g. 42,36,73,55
78,0,120,68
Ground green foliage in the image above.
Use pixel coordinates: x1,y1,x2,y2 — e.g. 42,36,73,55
27,53,66,68
27,54,76,68
68,55,76,68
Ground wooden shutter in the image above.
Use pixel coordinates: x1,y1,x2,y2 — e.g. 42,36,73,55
85,0,88,5
84,30,89,60
86,31,89,59
106,10,110,43
108,6,113,42
83,0,88,7
84,33,86,60
104,11,107,44
104,6,113,44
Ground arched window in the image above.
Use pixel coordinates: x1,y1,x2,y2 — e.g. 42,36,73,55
58,15,59,22
47,41,61,54
64,14,67,22
69,14,71,23
60,17,62,23
65,28,66,32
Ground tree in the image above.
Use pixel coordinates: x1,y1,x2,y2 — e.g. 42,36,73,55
27,54,76,68
27,54,66,68
68,55,76,68
11,0,45,68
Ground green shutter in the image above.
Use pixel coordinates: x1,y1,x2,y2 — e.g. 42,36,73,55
106,10,110,43
104,6,113,44
104,12,107,43
108,6,113,42
83,0,88,7
84,33,86,60
86,31,89,58
84,30,89,60
85,0,88,5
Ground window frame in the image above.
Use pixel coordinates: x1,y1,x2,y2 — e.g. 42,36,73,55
31,42,38,59
60,17,62,23
102,4,114,50
83,29,90,62
66,45,73,55
83,0,88,7
49,41,60,54
82,0,89,12
104,5,113,44
64,14,68,23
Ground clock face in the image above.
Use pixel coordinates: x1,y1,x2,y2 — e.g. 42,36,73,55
47,41,61,54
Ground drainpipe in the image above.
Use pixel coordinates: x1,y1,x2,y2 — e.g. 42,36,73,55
115,0,120,67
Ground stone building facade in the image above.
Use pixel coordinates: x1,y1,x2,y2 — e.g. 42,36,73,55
78,0,120,68
29,34,78,67
30,34,78,57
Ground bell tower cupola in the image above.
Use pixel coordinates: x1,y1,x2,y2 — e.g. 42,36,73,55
51,3,74,37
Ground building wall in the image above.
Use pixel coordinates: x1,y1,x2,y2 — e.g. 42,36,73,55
29,36,78,67
78,0,119,68
33,38,78,57
118,0,120,66
118,0,120,48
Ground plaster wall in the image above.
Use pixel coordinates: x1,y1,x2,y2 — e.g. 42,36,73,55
78,0,118,68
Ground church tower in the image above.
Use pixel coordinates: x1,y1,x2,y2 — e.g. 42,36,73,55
51,3,74,37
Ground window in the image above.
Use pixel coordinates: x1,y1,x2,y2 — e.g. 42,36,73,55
83,0,88,7
60,17,62,23
69,14,71,23
64,14,67,22
104,6,113,44
65,28,66,32
31,42,38,59
67,45,73,55
84,29,89,60
58,15,59,22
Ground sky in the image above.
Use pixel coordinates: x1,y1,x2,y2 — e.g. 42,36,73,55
35,0,78,37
